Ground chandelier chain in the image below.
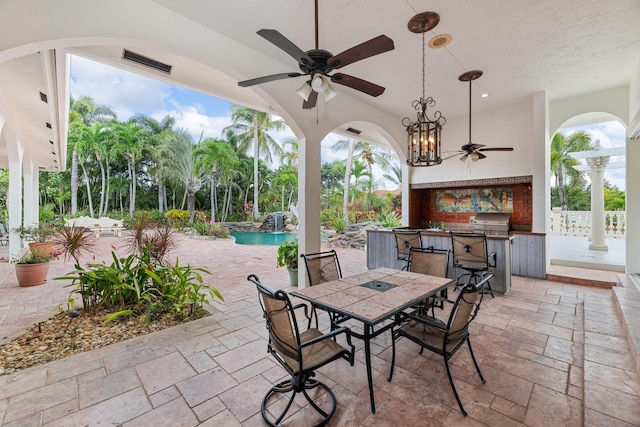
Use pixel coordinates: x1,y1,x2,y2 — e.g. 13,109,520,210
422,33,426,99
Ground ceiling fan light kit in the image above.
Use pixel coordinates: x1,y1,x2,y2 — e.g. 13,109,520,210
404,11,446,167
237,0,394,109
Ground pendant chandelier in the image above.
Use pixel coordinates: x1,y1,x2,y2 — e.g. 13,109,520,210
403,12,447,167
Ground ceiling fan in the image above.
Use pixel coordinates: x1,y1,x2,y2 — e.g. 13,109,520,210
445,70,514,162
237,0,394,109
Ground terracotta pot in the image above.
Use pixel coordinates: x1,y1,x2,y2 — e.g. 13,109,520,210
15,262,50,287
28,241,57,257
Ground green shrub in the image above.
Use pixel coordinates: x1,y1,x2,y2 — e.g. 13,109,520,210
376,210,402,228
164,209,190,229
329,214,346,233
57,247,223,321
209,224,229,238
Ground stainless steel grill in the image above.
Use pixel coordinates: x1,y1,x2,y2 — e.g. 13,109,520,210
472,213,511,235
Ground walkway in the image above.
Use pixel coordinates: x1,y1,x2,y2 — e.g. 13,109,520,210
0,235,638,425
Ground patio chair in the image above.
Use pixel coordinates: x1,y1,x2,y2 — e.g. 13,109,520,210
407,246,451,316
387,275,491,417
301,250,342,285
393,228,422,270
450,231,496,297
248,274,355,426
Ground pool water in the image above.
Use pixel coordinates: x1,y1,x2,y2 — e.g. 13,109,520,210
231,232,298,246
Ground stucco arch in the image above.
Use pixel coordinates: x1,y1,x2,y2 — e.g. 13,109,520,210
549,86,629,138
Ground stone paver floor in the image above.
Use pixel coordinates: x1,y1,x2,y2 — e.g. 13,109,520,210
0,234,639,425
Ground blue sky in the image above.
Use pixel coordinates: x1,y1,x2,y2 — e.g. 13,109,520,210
70,55,626,191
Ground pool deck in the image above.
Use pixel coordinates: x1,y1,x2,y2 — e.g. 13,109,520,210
0,234,638,426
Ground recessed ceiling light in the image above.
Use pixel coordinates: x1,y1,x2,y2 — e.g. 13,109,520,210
428,34,452,49
481,93,489,98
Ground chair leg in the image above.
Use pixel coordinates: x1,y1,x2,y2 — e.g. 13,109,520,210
444,355,468,417
467,338,486,384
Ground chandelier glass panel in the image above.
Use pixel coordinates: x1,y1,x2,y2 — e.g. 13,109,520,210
403,12,446,167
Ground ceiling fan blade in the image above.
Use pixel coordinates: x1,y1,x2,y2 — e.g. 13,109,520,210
238,72,303,87
302,90,318,109
331,73,385,97
257,29,314,66
328,35,394,69
461,143,485,152
477,147,514,152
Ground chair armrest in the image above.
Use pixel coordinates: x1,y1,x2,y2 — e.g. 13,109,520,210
300,326,352,347
401,312,448,333
292,303,312,320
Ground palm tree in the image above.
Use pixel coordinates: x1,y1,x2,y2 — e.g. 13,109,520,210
550,131,592,210
223,105,285,217
195,139,239,223
157,129,201,224
382,162,402,188
356,144,394,193
130,114,177,213
113,121,148,215
69,96,116,214
281,138,299,169
332,139,355,223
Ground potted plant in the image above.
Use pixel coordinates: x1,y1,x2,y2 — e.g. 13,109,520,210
14,249,55,287
14,223,58,257
277,238,299,286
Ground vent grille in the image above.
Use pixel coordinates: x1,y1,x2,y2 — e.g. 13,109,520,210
123,49,172,74
46,122,52,129
40,92,48,103
346,127,362,135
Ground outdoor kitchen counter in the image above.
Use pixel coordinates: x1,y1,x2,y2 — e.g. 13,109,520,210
366,229,514,293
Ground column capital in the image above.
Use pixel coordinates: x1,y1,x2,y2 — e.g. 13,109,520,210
586,155,610,171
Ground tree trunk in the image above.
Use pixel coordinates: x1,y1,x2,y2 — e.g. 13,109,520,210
343,139,354,224
210,177,216,223
158,180,165,213
252,111,259,218
71,150,79,214
558,169,567,210
80,163,94,218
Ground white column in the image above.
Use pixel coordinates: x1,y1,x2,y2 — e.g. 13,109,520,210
23,155,38,227
587,156,609,250
626,137,640,273
7,139,24,261
401,163,410,227
297,131,322,288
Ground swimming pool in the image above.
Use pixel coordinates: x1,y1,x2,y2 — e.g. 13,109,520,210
231,232,298,246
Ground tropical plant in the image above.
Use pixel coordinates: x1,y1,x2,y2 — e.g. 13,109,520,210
57,247,223,320
126,212,176,264
14,223,56,242
52,225,94,265
113,120,149,215
376,210,402,228
550,131,592,210
223,105,286,217
14,249,56,264
276,238,299,269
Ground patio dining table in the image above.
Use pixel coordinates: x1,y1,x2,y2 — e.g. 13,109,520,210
290,267,453,414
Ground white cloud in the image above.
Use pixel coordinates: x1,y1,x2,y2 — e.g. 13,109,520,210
70,56,171,121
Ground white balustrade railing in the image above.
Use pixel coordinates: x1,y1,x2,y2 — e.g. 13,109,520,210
550,208,626,238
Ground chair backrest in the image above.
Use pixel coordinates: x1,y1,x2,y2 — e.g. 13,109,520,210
0,222,5,235
446,280,486,344
393,229,422,260
450,231,490,270
408,246,449,278
301,250,342,286
248,274,301,369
